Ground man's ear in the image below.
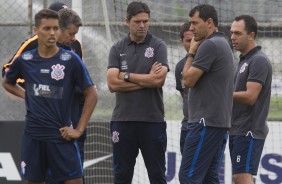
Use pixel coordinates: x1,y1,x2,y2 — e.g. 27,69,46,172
249,32,255,40
207,18,213,28
125,18,130,26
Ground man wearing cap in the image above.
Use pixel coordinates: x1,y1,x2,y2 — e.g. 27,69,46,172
3,8,97,184
49,2,68,12
2,2,87,184
2,2,83,79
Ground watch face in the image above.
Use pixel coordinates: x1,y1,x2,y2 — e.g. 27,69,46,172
124,73,129,81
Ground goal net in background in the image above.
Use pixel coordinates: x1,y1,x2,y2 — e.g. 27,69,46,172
80,0,282,121
81,1,282,182
0,0,281,184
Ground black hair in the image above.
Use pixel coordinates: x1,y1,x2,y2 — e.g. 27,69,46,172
126,1,150,21
35,9,59,27
234,15,258,38
189,4,218,27
180,22,191,39
58,8,82,29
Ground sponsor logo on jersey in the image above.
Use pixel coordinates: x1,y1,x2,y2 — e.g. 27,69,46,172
33,84,51,96
40,69,50,73
121,60,128,70
51,64,65,80
112,131,119,143
60,52,72,61
22,52,33,60
144,47,154,58
239,63,248,73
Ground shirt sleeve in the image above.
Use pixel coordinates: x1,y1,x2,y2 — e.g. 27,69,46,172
2,37,38,78
108,43,120,69
248,55,271,85
192,40,217,72
155,40,169,71
175,59,185,92
5,56,23,85
72,54,94,90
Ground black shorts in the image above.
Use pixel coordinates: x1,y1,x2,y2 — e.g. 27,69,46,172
179,120,228,184
229,134,265,175
21,133,83,182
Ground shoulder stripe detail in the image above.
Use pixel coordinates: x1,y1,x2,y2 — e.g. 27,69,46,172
13,35,38,61
4,35,38,71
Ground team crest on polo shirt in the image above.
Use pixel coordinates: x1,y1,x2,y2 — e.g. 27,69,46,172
51,64,65,80
22,52,33,60
239,63,248,73
144,47,154,58
60,52,71,61
121,60,128,70
21,161,26,175
112,131,119,143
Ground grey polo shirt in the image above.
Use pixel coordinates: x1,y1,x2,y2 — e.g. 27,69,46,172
175,56,189,130
230,46,272,139
108,32,169,122
188,32,234,128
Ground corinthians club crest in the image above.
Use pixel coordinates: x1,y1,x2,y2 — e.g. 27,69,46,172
144,47,154,58
51,64,65,80
239,63,248,73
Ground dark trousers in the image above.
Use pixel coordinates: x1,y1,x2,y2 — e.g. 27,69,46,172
111,121,167,184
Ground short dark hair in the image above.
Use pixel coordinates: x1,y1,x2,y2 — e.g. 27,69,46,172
126,1,150,21
180,22,191,39
58,8,82,29
35,9,59,27
234,15,258,38
189,4,218,27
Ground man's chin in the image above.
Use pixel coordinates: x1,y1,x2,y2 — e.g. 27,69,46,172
137,31,146,36
137,34,146,39
194,36,201,42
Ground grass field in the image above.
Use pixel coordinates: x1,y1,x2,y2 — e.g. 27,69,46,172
268,95,282,121
165,95,282,121
92,94,282,122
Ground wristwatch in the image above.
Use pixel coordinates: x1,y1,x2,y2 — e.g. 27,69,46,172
187,53,195,58
124,72,130,82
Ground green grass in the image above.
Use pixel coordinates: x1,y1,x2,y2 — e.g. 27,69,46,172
268,96,282,121
165,94,282,121
91,93,282,122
